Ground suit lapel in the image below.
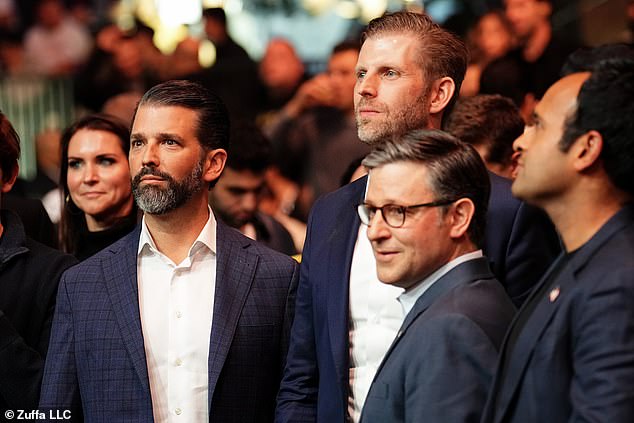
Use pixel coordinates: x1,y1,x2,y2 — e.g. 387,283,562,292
492,256,571,423
207,220,258,403
326,178,366,385
373,258,494,379
102,227,150,391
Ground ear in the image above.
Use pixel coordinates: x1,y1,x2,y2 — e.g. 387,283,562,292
203,148,227,184
1,163,19,194
571,130,603,172
447,198,474,240
429,77,456,116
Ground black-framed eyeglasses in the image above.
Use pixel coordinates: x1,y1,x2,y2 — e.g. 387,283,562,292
357,199,457,228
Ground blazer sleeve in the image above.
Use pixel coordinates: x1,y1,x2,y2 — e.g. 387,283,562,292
275,210,319,423
39,274,83,419
569,268,634,422
280,260,300,373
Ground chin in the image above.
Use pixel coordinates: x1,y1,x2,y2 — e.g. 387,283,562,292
376,271,400,286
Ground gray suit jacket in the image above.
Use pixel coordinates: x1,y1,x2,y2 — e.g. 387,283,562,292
360,258,516,423
40,219,298,422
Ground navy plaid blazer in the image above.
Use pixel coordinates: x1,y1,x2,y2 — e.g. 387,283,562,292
40,219,298,422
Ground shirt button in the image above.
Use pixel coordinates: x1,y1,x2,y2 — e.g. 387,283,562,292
175,408,182,415
175,358,183,366
175,311,182,318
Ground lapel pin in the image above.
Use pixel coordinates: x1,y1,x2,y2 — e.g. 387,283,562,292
549,286,560,302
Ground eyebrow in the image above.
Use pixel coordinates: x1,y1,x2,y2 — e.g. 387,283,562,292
156,132,185,143
130,132,185,143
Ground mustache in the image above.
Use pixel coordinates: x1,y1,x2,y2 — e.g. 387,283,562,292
132,167,174,184
356,99,385,112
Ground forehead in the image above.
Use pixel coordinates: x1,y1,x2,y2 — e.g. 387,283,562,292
329,49,358,67
68,129,125,155
367,161,433,201
218,168,264,186
535,73,588,119
505,0,536,7
132,105,199,135
358,32,421,67
263,40,297,62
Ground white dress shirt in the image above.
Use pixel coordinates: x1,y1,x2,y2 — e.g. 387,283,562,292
397,250,485,316
137,209,217,422
348,224,404,422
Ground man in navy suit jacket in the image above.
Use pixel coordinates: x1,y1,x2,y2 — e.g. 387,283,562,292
356,130,515,423
276,12,556,423
40,80,298,422
482,44,634,422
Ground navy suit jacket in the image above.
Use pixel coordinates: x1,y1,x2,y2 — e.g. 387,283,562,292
40,219,299,422
276,174,558,423
360,258,515,423
482,204,634,423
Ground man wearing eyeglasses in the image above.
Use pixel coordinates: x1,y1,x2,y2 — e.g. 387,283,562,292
276,11,557,423
356,130,515,423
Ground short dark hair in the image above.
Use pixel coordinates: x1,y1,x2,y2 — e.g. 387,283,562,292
0,111,20,183
480,55,530,107
559,44,634,195
362,129,489,247
202,7,227,25
444,94,523,167
135,80,230,152
59,113,133,255
362,12,468,119
332,40,360,56
226,121,271,173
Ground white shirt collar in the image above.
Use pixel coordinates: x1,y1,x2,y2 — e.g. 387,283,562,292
137,206,217,263
398,250,484,316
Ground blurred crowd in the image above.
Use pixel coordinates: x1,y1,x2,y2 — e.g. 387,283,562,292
0,0,633,259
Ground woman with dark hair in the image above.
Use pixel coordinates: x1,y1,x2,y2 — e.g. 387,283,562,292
59,113,137,260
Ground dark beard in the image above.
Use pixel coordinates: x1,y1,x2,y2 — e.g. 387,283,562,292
132,163,204,215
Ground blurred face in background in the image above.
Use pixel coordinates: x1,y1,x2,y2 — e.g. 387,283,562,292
209,168,265,229
476,12,514,60
505,0,551,39
259,39,304,92
67,129,133,230
37,0,64,29
328,48,359,113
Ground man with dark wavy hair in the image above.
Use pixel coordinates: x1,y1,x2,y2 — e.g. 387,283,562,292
483,44,634,423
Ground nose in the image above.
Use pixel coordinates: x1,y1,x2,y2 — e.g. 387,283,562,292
513,129,528,153
356,73,377,98
142,142,160,168
241,192,258,213
366,209,391,243
82,163,98,184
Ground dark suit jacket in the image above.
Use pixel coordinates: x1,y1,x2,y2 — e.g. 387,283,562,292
482,204,634,423
0,210,76,412
3,194,57,248
254,212,297,255
360,258,515,423
40,219,299,422
276,174,558,423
